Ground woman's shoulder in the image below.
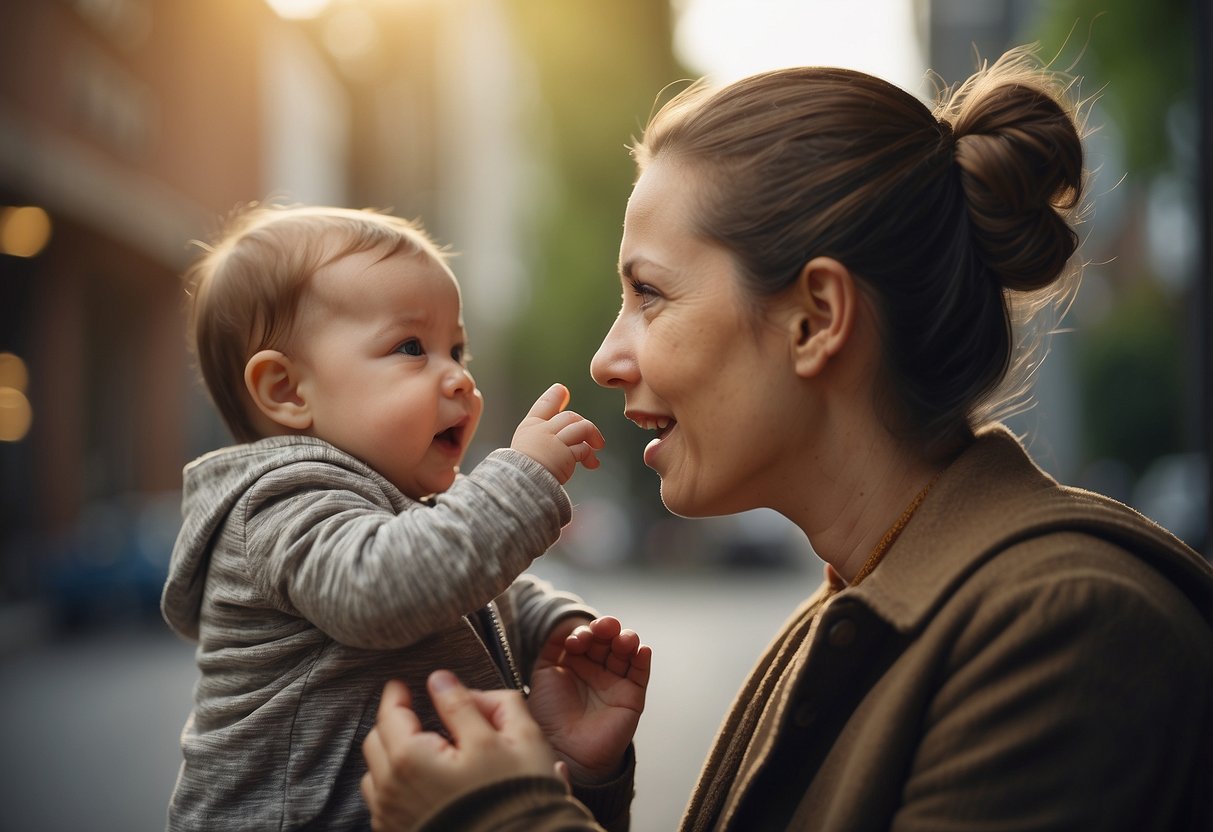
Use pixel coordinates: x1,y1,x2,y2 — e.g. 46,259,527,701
868,425,1213,637
987,480,1213,632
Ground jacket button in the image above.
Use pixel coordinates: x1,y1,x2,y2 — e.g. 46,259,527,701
828,618,857,647
793,702,814,728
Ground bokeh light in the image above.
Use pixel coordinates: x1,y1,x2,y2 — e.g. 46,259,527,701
0,206,53,258
0,352,29,392
0,352,31,442
322,6,379,65
263,0,332,20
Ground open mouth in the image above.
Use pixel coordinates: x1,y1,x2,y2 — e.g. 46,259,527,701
630,415,675,469
434,424,464,450
627,413,676,439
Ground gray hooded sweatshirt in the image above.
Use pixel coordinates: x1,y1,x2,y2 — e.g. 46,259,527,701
161,435,593,831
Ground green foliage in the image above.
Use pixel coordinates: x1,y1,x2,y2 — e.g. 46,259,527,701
501,1,687,442
1075,279,1185,474
1032,0,1198,482
1033,0,1194,175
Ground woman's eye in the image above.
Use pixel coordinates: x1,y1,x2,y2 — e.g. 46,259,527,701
628,278,660,308
395,338,424,356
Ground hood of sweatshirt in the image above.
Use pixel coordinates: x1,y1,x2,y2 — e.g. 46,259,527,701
160,435,388,641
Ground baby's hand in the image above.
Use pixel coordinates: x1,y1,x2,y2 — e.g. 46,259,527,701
512,383,605,484
528,616,651,784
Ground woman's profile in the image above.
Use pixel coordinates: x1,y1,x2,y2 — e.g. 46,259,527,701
360,46,1213,831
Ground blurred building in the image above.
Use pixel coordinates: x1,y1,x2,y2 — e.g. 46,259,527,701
0,0,683,620
0,0,489,618
0,0,274,615
926,0,1209,552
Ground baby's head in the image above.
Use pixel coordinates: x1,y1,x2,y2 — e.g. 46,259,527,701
187,203,483,499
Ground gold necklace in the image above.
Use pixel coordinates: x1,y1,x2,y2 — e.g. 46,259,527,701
849,472,941,587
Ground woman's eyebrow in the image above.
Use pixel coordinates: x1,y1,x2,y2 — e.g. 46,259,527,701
619,256,667,279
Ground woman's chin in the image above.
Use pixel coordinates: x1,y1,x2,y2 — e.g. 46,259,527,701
658,482,714,519
660,475,760,519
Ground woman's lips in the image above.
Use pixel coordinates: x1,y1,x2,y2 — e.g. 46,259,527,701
641,420,676,469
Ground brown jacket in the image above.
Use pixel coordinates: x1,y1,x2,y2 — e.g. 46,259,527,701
418,427,1213,831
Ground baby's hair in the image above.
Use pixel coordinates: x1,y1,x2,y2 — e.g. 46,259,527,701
632,45,1088,458
185,203,448,442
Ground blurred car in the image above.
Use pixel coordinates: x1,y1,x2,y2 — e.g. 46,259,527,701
39,492,180,629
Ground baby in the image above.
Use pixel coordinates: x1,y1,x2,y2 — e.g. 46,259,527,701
161,204,646,830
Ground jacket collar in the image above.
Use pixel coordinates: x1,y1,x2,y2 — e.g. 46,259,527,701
845,424,1213,633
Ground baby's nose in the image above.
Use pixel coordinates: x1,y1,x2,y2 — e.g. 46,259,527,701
443,364,475,396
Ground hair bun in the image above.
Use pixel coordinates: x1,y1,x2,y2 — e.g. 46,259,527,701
942,55,1084,292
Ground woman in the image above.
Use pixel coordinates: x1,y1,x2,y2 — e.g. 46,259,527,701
360,47,1213,831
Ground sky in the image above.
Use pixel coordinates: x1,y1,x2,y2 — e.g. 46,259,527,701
672,0,928,96
260,0,929,96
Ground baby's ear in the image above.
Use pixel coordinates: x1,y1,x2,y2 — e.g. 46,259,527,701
244,350,311,431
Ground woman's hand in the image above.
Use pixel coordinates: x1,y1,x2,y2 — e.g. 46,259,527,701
528,615,652,784
361,671,562,832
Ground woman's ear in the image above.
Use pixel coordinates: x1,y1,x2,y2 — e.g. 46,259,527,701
788,256,857,378
244,349,312,431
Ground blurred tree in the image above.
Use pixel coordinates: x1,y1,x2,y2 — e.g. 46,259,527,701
501,1,687,496
1032,0,1198,477
1035,0,1193,176
1076,279,1185,474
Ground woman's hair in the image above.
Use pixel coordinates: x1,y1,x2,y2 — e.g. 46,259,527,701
632,46,1087,457
185,203,448,443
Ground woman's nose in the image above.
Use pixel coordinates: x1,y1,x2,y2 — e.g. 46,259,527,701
590,315,636,388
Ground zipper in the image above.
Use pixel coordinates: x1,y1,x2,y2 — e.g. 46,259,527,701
472,602,527,695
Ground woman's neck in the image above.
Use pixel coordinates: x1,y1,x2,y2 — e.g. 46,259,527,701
781,428,944,584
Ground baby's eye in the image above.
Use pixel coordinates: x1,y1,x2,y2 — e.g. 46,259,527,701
451,344,470,365
395,338,424,357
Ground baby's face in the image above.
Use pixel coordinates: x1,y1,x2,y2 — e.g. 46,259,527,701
291,248,483,499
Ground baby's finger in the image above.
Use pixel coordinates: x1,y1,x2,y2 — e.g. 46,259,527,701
613,629,641,657
544,409,585,432
576,447,601,470
540,617,586,664
557,420,605,450
583,635,612,665
582,616,622,663
629,645,653,687
604,629,641,676
525,383,570,422
563,623,596,655
568,443,601,469
588,616,623,640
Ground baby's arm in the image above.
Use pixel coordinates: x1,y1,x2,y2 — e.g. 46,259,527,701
526,616,651,784
512,383,605,484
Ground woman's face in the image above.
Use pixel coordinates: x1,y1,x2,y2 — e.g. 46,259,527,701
591,159,806,518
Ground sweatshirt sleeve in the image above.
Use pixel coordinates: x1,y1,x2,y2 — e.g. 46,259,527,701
242,449,572,649
502,573,596,681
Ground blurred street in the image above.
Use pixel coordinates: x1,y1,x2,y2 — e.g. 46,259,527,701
0,563,818,832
